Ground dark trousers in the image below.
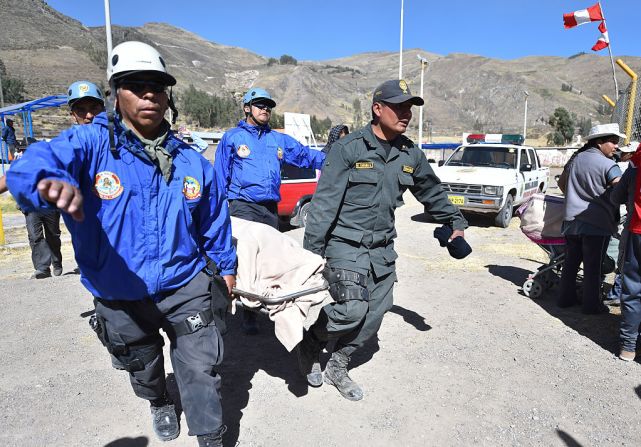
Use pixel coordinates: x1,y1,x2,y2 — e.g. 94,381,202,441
620,233,641,351
25,211,62,273
94,272,224,437
229,199,279,229
311,269,396,357
558,234,609,313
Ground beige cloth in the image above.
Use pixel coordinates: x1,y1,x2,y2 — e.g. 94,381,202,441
231,217,330,351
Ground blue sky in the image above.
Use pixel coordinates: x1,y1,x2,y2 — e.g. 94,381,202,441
47,0,640,60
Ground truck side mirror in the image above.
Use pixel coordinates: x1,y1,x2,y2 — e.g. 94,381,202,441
438,160,445,167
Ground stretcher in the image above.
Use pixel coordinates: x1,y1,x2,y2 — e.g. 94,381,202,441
230,217,332,351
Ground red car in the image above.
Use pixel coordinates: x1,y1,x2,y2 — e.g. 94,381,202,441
278,163,319,227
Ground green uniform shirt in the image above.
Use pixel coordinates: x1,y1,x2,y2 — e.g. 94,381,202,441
303,124,468,278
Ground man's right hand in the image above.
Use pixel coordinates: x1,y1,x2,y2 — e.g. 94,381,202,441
37,179,84,222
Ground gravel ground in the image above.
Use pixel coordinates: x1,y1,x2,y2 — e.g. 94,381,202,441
1,183,640,447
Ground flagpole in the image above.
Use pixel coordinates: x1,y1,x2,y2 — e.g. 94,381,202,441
104,0,113,60
399,0,404,79
600,1,619,101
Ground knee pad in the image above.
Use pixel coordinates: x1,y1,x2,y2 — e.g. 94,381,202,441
324,267,369,303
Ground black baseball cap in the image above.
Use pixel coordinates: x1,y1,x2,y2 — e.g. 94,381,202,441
372,79,424,106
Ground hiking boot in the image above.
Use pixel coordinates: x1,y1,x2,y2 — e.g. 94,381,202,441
53,266,63,276
324,350,363,401
197,425,227,447
30,270,51,279
295,331,322,387
150,400,180,442
241,309,259,335
619,350,636,362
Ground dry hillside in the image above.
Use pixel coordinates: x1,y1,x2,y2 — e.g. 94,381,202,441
1,0,640,139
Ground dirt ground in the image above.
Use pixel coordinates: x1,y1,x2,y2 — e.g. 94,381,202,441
1,181,641,447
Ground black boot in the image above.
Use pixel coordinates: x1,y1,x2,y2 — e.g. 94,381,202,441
324,350,363,401
150,396,180,442
197,425,227,447
295,331,323,387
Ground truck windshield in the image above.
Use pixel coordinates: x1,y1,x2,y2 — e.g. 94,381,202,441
446,146,517,169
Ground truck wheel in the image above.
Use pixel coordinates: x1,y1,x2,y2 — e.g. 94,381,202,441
494,194,514,228
299,202,311,227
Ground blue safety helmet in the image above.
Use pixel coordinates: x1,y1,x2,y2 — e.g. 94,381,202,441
242,87,276,108
67,81,104,107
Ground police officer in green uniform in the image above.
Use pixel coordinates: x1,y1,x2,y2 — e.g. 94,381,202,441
299,79,468,401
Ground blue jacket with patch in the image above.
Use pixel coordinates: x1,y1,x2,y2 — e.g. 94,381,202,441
214,120,325,203
6,112,237,301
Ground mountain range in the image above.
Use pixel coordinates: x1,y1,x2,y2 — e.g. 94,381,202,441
1,0,640,139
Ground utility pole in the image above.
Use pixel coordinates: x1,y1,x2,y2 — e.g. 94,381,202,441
0,70,5,108
523,91,529,140
417,55,428,148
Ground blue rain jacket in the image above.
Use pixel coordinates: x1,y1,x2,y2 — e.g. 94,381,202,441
214,120,325,203
6,112,236,301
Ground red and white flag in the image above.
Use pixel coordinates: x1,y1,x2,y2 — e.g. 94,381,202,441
563,3,604,28
592,21,610,51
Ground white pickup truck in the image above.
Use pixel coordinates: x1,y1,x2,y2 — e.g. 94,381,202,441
434,142,549,227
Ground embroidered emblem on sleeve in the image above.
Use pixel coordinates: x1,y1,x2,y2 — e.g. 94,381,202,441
94,171,124,200
277,147,283,160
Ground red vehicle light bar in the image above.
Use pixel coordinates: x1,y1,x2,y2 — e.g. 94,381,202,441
466,134,524,145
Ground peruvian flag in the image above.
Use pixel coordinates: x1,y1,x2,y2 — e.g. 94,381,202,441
563,3,604,28
592,21,610,51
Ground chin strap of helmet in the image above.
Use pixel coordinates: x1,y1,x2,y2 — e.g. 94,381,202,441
168,87,178,125
107,79,119,159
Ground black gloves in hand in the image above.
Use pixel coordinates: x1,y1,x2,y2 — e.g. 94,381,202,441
433,225,452,247
447,235,472,259
433,224,472,259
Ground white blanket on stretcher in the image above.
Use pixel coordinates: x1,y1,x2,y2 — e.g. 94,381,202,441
231,217,330,351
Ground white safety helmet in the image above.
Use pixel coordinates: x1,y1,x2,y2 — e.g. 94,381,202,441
107,41,176,86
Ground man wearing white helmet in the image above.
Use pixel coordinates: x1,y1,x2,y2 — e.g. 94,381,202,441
67,80,105,125
6,41,236,446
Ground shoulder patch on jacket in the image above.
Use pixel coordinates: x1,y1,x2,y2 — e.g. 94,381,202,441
182,176,202,200
94,171,124,200
237,145,250,158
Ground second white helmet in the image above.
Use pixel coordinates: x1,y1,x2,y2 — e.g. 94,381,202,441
107,41,176,86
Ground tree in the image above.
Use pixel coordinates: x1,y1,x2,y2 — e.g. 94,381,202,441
180,85,241,128
0,57,26,103
267,57,278,66
270,111,285,129
310,115,332,139
352,98,363,128
2,78,26,103
279,54,298,65
577,116,592,137
547,107,574,145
